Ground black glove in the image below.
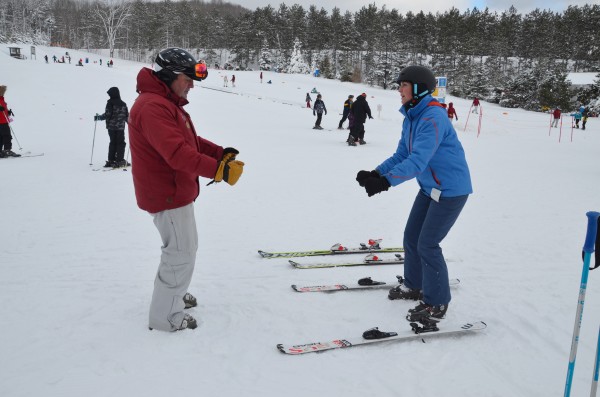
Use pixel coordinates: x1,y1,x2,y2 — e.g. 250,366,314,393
369,115,374,119
8,109,14,116
456,116,459,121
325,111,327,115
356,170,380,187
94,114,100,121
222,147,239,158
313,111,316,116
363,177,390,197
0,106,4,112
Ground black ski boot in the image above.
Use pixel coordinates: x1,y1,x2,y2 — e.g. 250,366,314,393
4,150,21,157
406,301,448,323
388,277,422,301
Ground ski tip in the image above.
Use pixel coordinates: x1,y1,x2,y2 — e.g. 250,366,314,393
276,343,285,353
289,260,300,268
291,284,299,291
258,250,271,258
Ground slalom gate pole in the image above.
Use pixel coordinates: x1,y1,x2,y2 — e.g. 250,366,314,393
89,118,98,166
559,121,563,143
3,110,22,150
549,112,554,136
463,105,472,131
564,211,600,397
560,115,564,140
591,326,600,397
477,105,483,138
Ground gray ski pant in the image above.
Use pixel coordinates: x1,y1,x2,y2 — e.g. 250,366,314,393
148,203,198,331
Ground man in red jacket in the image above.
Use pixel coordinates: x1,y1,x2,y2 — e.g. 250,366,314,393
551,107,561,128
129,48,244,332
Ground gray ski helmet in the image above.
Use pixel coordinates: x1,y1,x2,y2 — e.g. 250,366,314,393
396,65,436,99
154,48,208,82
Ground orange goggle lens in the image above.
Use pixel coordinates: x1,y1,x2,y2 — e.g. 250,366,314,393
195,61,208,79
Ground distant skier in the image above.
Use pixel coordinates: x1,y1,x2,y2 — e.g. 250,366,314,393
377,103,382,118
231,74,236,87
571,109,582,128
95,87,129,168
44,55,48,63
447,102,458,122
260,71,263,83
306,93,312,108
471,97,480,114
551,107,561,128
582,107,589,130
347,93,372,145
338,95,353,129
223,75,229,87
0,85,20,157
313,94,327,130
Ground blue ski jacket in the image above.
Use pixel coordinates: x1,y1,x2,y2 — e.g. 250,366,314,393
376,95,473,198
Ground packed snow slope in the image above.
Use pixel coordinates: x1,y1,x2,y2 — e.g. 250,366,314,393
1,45,599,397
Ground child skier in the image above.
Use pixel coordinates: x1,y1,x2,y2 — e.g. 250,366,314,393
447,102,458,122
313,94,327,130
0,85,20,157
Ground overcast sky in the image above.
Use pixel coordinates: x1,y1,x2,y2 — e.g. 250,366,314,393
232,0,600,14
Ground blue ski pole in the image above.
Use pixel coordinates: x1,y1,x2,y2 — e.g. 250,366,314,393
565,211,600,397
592,326,600,397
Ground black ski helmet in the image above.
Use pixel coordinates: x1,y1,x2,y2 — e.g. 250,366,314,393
154,47,208,83
396,65,436,100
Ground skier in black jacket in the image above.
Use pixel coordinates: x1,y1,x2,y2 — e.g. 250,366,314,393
95,87,129,167
347,93,372,145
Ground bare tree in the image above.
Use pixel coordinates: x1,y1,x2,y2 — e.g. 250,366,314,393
94,0,132,58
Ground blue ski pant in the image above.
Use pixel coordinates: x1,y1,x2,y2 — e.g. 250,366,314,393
148,203,198,331
403,191,468,306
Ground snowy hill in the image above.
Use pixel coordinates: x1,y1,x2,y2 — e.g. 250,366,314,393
1,45,599,397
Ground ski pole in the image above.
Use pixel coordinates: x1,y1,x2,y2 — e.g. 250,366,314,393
90,116,98,165
564,211,600,397
3,109,22,150
592,326,600,397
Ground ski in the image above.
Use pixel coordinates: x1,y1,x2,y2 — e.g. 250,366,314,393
92,166,130,172
259,239,404,259
290,253,404,269
292,276,460,292
277,321,487,355
1,152,44,158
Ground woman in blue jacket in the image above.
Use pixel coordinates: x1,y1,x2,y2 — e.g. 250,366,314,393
356,65,472,324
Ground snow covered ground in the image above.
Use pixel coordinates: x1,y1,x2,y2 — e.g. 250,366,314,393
1,44,599,397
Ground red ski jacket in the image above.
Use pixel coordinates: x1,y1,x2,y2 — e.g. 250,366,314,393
0,97,9,124
128,68,224,213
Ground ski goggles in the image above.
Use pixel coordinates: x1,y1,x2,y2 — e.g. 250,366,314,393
194,61,208,80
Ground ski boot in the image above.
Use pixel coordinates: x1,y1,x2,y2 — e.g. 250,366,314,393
388,277,422,301
406,301,448,323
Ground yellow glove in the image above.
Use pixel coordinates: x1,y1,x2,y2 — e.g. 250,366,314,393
210,152,244,186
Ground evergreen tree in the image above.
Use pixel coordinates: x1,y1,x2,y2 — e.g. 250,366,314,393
258,37,272,71
288,37,309,74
